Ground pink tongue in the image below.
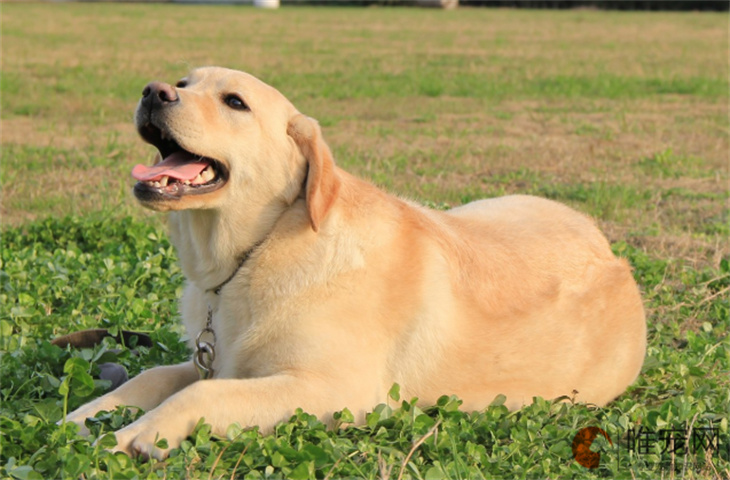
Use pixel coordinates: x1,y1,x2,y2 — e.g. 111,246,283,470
132,152,209,182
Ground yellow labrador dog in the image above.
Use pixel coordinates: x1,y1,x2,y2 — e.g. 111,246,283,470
65,67,646,459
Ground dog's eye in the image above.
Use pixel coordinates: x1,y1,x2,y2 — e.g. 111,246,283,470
176,80,187,88
224,94,249,111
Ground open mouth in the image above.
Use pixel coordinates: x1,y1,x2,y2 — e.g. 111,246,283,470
132,122,228,201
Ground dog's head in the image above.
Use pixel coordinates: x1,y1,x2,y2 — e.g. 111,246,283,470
132,67,339,232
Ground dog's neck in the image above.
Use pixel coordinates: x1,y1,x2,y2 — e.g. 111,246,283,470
206,238,265,295
167,203,284,292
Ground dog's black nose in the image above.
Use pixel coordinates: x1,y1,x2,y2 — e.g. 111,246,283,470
141,81,179,110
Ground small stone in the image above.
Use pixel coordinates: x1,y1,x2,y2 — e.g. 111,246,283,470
98,363,129,390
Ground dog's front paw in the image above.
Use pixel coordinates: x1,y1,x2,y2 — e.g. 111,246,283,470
62,402,108,436
111,427,170,461
110,413,193,461
61,416,92,437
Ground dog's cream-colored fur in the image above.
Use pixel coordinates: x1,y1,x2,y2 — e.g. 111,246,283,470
66,67,646,459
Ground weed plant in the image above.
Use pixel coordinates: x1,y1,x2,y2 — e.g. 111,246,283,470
1,216,728,478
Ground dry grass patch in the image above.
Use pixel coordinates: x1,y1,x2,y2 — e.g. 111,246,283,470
2,4,727,267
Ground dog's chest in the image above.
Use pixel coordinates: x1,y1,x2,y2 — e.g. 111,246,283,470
209,295,257,378
182,284,288,380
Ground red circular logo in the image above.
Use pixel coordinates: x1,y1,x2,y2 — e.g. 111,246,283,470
572,426,613,469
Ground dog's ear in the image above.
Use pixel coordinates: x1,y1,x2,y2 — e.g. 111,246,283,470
287,114,341,232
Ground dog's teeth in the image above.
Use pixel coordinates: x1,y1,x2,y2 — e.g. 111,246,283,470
153,181,161,188
201,168,215,183
159,176,169,187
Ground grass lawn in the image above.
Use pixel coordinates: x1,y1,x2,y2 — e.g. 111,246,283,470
1,3,728,479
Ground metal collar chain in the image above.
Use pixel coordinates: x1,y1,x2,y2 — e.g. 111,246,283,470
194,306,217,379
194,239,265,380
